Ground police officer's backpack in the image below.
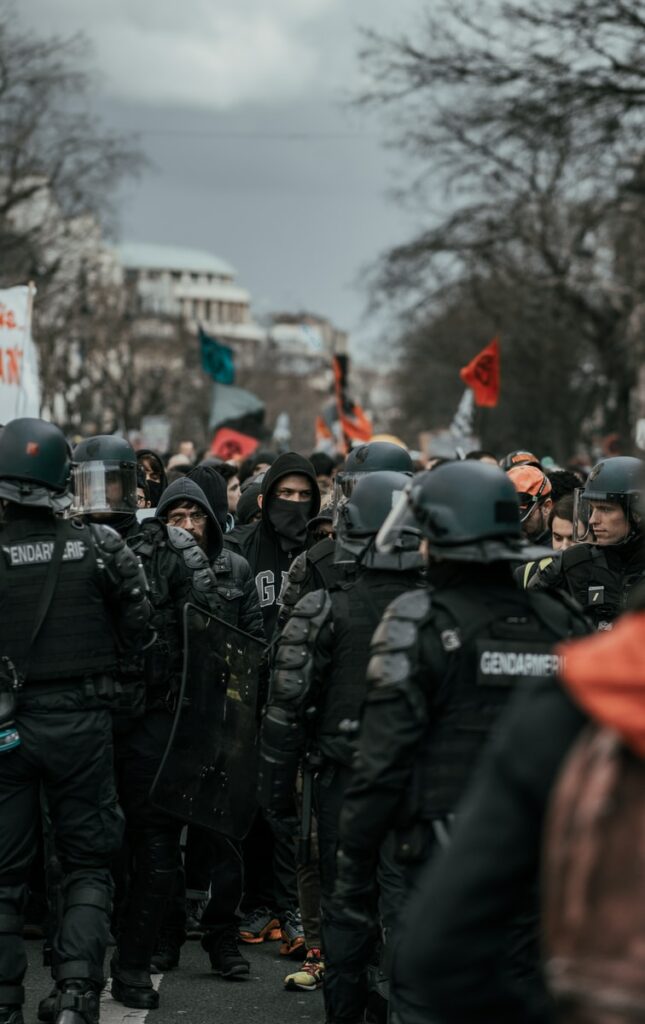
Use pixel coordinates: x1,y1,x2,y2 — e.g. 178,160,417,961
543,726,645,1021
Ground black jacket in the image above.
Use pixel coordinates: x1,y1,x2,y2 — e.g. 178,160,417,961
156,477,263,640
225,452,320,637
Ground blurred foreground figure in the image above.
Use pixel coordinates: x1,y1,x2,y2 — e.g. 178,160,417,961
0,419,150,1024
389,606,645,1024
334,461,589,1024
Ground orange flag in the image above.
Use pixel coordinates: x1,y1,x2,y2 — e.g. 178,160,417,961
459,338,500,407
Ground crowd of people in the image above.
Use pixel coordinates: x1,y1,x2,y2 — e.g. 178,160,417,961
0,417,644,1024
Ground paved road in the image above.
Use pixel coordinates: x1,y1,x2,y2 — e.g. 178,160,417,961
23,938,325,1024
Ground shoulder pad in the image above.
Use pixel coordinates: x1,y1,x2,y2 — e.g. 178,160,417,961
367,651,413,689
371,614,418,652
90,522,124,553
382,588,431,624
280,590,331,646
288,550,309,584
294,588,330,619
165,524,196,552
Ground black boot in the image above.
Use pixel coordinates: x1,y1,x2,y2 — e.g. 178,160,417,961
110,954,159,1010
0,1007,23,1024
204,928,250,980
37,986,57,1023
52,983,99,1024
150,927,182,973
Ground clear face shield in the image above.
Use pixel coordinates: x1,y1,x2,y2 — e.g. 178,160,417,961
70,460,138,517
375,489,422,555
572,488,637,545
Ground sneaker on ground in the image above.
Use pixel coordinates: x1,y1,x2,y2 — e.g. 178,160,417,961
238,907,281,944
279,909,306,958
284,947,324,991
207,928,250,980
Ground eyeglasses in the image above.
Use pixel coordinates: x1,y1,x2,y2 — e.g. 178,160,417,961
136,494,147,507
167,510,207,527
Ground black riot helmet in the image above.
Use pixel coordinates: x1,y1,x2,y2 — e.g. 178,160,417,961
377,460,549,563
336,470,420,569
573,456,644,543
71,434,138,521
332,441,413,516
0,417,72,509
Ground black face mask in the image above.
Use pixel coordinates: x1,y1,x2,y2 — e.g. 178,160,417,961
147,480,163,507
268,497,311,550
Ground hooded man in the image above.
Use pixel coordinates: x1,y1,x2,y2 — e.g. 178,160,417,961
136,449,167,508
156,476,263,643
153,477,264,980
225,453,320,638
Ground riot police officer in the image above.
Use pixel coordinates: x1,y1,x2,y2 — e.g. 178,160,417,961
333,461,590,1022
530,456,645,628
258,470,424,1023
278,442,414,627
71,436,220,1011
0,418,150,1024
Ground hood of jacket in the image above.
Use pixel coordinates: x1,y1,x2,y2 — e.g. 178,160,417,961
187,464,229,532
155,476,223,558
559,611,645,757
260,451,321,530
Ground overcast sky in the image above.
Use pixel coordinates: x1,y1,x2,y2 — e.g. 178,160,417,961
18,0,422,355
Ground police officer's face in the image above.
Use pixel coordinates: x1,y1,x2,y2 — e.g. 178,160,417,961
551,515,574,550
589,501,629,545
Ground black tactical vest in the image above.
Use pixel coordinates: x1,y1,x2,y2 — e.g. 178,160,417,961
414,584,575,818
0,516,117,682
319,569,419,765
561,544,645,630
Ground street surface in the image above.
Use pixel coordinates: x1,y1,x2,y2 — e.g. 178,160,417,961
23,938,324,1024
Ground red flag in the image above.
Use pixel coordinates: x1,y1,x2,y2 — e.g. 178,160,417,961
210,427,258,462
459,338,500,407
333,354,372,442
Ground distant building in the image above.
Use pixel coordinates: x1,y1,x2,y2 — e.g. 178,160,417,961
115,242,265,364
266,311,347,384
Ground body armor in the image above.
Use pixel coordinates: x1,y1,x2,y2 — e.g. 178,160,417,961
534,541,645,630
368,584,584,822
0,517,118,681
319,571,419,765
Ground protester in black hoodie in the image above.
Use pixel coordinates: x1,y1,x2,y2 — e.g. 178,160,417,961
225,452,320,638
154,477,265,979
157,476,263,639
136,448,167,507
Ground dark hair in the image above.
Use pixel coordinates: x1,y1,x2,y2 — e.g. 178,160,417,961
548,493,574,529
212,462,239,483
546,470,582,503
308,452,335,477
465,450,497,462
136,468,149,501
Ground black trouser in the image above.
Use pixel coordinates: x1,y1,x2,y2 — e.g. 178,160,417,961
317,762,407,1024
0,690,122,1007
113,711,183,970
241,809,299,921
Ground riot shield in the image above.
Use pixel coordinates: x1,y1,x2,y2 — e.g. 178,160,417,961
150,603,266,840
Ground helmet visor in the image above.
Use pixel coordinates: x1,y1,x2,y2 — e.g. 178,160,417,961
376,489,421,554
71,460,138,516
